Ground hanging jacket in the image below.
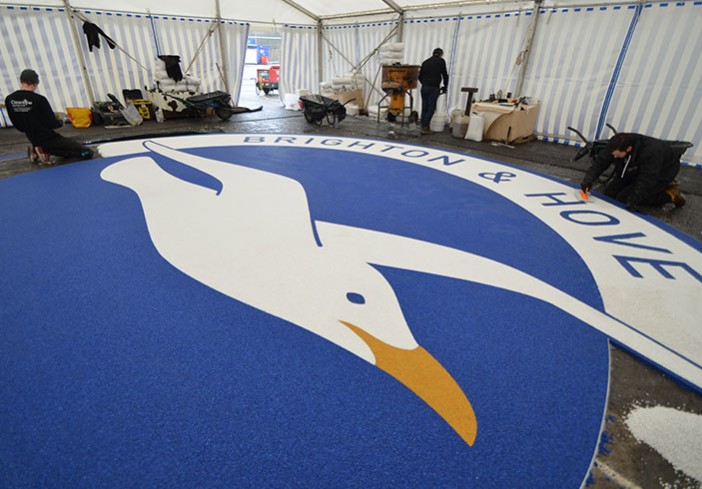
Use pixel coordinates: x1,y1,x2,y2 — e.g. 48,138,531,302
82,21,117,52
158,55,184,82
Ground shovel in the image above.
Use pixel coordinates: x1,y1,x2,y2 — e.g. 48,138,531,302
107,93,143,126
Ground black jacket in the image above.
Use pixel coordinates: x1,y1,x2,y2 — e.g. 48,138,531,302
583,133,679,205
418,55,449,88
83,22,117,52
4,90,62,146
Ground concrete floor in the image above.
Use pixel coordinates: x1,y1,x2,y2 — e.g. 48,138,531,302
1,99,701,488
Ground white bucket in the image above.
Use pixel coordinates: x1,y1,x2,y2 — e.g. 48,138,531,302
449,108,463,128
452,115,469,138
429,96,448,132
283,93,299,111
430,114,446,133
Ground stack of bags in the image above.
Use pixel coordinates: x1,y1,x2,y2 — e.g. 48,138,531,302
379,42,404,65
153,57,201,95
330,76,355,91
148,56,203,117
318,72,365,114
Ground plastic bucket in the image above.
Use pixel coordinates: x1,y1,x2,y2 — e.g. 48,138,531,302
452,115,469,138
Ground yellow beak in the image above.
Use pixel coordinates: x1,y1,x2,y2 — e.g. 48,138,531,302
341,321,477,446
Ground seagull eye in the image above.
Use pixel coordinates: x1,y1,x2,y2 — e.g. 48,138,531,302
346,292,366,304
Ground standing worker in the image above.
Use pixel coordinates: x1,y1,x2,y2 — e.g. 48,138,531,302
418,48,449,135
580,133,687,211
4,69,93,165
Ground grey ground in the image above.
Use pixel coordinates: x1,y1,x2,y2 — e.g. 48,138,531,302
1,95,700,488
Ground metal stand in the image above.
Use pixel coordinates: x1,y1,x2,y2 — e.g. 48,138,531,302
377,90,415,126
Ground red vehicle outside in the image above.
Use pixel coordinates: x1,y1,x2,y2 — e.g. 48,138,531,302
255,64,280,95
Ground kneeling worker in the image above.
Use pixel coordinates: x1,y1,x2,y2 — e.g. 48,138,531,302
580,132,687,211
4,69,94,164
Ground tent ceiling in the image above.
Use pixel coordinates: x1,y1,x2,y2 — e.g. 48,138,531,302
1,0,536,24
0,0,661,24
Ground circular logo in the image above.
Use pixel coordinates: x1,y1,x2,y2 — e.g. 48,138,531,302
2,134,699,487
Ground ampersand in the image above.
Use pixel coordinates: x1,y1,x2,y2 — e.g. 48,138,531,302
478,171,517,183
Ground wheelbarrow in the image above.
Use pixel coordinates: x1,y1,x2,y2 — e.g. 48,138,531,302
568,124,694,162
568,124,694,189
164,90,261,120
299,95,354,126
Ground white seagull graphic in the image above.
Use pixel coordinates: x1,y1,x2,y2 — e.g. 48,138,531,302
100,140,666,447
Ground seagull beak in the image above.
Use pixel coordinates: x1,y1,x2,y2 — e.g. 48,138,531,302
341,321,477,446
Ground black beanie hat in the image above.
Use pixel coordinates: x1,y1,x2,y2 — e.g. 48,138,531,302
20,69,39,84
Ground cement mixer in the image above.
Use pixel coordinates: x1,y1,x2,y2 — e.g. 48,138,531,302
378,64,419,124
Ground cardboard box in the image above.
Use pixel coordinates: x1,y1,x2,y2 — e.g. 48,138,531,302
474,102,540,143
329,89,365,110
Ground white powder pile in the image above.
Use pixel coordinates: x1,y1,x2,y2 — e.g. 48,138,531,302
625,405,702,482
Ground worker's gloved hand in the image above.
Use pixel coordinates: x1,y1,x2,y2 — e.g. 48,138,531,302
580,182,590,193
439,86,447,94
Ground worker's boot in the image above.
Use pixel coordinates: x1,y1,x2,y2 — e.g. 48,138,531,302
35,146,56,166
27,146,39,164
420,127,433,135
665,184,686,208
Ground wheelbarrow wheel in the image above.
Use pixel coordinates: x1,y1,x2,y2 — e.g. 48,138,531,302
215,107,234,121
326,112,337,126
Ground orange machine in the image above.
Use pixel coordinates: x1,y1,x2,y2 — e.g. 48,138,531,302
379,64,419,124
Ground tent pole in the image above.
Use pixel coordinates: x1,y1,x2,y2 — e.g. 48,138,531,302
397,12,404,42
317,20,324,87
62,0,96,106
185,23,218,74
514,0,543,97
215,0,230,93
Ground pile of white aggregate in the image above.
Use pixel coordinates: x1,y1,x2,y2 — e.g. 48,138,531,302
625,405,702,482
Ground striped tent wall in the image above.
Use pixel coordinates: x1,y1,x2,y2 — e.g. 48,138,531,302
403,17,460,117
354,21,400,108
280,25,319,96
0,6,250,127
321,24,358,80
322,20,399,108
221,22,250,106
451,11,531,113
152,16,248,102
76,10,156,103
604,2,702,166
520,5,635,145
0,5,81,127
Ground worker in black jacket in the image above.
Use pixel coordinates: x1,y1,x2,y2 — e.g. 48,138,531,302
580,133,686,210
418,48,449,135
4,69,93,164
